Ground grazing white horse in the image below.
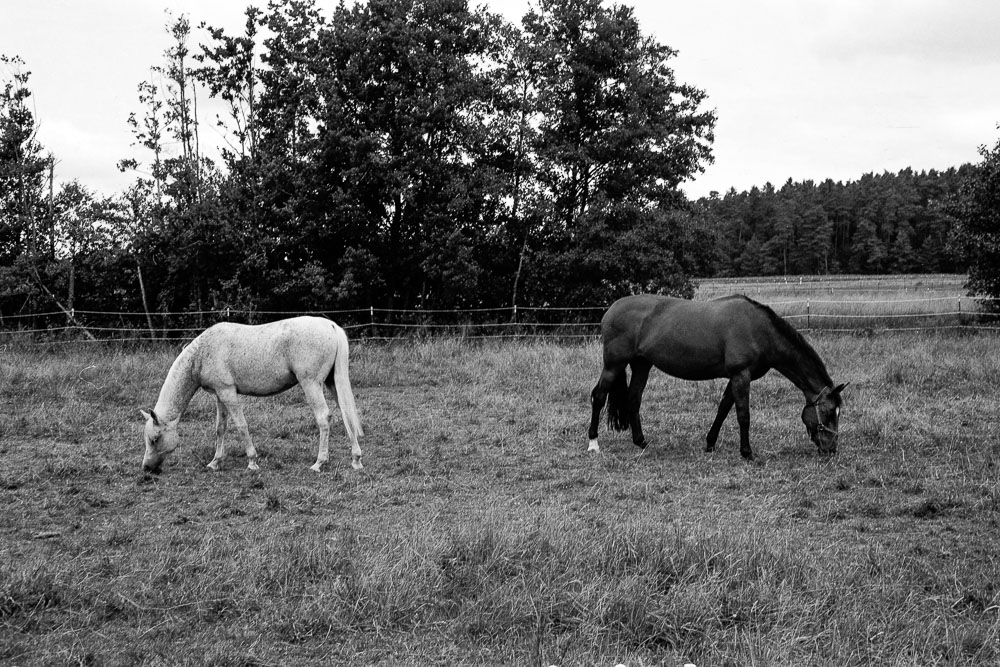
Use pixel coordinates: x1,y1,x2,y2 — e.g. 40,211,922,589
141,316,363,473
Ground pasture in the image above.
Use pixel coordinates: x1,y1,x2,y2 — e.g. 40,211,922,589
2,331,1000,665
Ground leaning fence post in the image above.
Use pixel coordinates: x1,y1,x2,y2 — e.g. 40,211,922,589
807,299,811,330
370,305,375,338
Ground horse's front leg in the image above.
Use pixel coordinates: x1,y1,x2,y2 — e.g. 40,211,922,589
706,381,735,452
730,371,754,460
215,389,258,471
626,360,652,449
300,380,332,472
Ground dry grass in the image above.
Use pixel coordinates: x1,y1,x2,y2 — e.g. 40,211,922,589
2,333,1000,665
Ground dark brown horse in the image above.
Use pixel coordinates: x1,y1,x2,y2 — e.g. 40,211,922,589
588,294,846,460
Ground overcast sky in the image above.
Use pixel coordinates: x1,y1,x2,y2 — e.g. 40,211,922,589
3,0,999,199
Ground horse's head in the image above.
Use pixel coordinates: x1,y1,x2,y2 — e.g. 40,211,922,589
141,409,180,473
801,383,847,456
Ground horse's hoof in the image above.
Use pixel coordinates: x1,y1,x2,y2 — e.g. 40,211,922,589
587,439,600,453
247,462,259,471
351,459,364,471
309,463,322,473
633,438,648,449
207,460,221,471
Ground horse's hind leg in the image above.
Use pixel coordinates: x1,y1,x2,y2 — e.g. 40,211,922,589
207,398,229,471
300,380,332,472
588,364,623,452
706,381,735,452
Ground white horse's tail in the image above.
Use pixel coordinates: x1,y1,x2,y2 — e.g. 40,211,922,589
329,323,364,442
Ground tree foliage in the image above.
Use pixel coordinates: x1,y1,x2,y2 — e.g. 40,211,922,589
111,0,715,316
695,168,971,278
951,130,1000,304
0,56,47,304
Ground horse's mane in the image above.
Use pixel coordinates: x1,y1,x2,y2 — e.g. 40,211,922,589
163,336,202,386
176,336,200,362
736,295,834,386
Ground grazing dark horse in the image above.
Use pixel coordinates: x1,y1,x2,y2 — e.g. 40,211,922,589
588,294,846,460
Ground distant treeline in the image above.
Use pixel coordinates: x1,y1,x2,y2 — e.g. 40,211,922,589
690,166,972,279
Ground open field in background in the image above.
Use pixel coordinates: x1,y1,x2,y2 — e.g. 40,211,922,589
3,332,1000,665
696,274,969,298
695,274,994,331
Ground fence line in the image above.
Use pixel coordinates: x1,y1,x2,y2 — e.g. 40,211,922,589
2,296,996,320
2,297,1000,345
768,296,996,306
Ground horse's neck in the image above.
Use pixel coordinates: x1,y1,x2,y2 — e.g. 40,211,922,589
154,342,201,420
773,333,831,400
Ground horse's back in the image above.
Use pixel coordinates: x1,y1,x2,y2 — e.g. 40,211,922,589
601,295,772,380
197,317,340,394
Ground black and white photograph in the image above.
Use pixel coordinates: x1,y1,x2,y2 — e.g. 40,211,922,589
3,1,1000,664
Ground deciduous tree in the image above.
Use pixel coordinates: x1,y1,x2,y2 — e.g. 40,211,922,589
952,130,1000,305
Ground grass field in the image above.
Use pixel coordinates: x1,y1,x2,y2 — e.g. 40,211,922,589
2,331,1000,665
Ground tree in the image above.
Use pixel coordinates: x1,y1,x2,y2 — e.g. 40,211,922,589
520,0,715,304
888,221,918,273
303,0,508,309
0,56,59,317
793,204,833,274
525,0,713,220
952,129,1000,305
122,14,239,316
197,6,264,165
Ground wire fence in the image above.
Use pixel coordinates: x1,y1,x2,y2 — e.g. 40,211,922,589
2,295,1000,346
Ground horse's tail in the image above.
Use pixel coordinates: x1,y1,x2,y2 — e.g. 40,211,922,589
327,323,364,441
606,370,630,431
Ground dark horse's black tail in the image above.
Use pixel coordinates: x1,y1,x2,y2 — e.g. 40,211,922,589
606,371,630,431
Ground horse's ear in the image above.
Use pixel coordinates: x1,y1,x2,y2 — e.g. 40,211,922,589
140,409,159,425
832,382,849,395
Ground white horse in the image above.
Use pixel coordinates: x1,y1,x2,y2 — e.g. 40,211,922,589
141,316,363,473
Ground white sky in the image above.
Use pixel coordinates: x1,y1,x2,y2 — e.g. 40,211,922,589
3,0,1000,199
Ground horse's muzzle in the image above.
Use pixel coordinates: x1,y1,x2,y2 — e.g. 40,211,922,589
815,439,838,457
811,433,837,457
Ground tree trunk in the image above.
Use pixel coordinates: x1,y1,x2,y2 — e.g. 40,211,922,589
136,259,155,337
30,265,96,341
509,80,530,316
